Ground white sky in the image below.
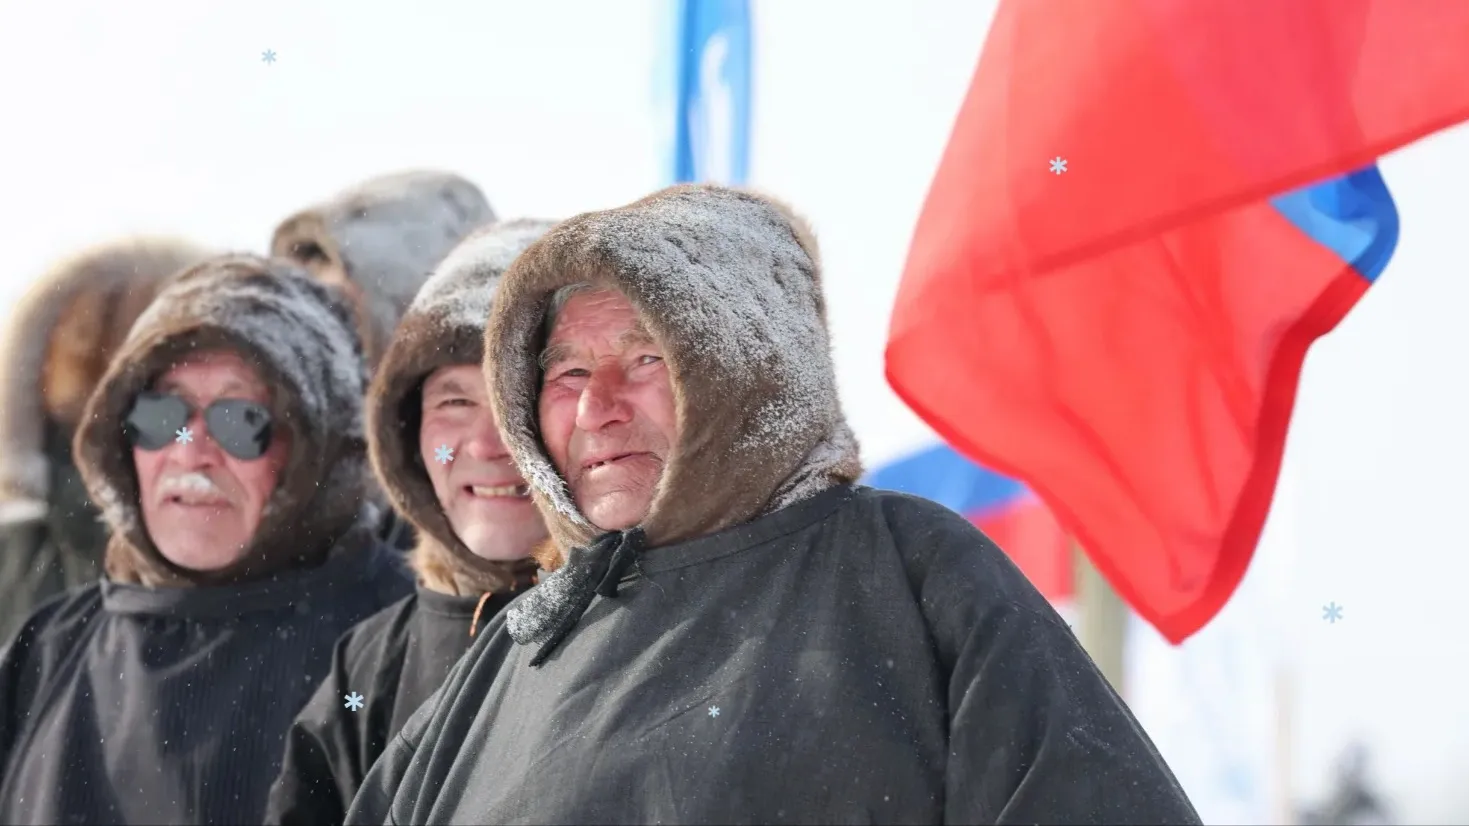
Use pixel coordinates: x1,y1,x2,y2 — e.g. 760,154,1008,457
2,0,1467,821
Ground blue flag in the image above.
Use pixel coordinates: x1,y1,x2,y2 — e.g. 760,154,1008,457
672,0,752,185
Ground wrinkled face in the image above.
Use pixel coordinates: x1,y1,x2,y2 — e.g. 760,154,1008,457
538,288,678,531
420,364,548,560
133,350,291,573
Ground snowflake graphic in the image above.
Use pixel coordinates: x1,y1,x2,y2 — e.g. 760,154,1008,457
435,444,454,465
262,50,277,64
708,705,720,718
344,691,365,711
175,426,193,445
1049,157,1068,174
1322,602,1344,624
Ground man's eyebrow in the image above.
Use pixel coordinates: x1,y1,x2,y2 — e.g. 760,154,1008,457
538,342,572,371
423,377,469,397
615,326,657,349
538,326,658,372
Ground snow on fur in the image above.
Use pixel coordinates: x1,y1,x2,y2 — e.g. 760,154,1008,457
410,218,559,333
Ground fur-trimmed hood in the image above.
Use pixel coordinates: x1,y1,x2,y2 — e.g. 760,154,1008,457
484,184,864,571
0,237,213,524
74,254,373,587
368,219,554,596
271,170,496,369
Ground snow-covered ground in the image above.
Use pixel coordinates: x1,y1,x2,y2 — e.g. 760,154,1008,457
2,0,1467,821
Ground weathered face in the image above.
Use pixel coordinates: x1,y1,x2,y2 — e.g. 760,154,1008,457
133,350,291,572
421,364,548,560
538,288,678,531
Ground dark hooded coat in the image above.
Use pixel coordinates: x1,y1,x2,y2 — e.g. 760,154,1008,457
344,185,1203,826
0,237,213,642
0,255,412,825
264,220,553,826
272,169,496,554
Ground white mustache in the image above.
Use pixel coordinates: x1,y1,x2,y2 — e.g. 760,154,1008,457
156,472,227,498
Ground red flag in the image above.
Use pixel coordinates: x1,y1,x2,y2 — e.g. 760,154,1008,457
886,0,1469,643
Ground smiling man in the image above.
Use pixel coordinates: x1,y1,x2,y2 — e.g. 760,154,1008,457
0,255,412,825
265,220,553,826
346,186,1200,825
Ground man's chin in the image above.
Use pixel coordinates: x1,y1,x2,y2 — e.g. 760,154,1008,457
578,489,654,533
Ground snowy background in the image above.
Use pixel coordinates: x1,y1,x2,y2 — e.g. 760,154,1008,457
2,0,1467,822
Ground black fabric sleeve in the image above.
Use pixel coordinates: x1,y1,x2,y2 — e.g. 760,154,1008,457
894,501,1202,825
264,629,368,826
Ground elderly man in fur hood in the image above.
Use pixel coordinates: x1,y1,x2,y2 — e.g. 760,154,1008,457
0,255,413,825
344,185,1202,825
264,220,553,826
0,238,214,642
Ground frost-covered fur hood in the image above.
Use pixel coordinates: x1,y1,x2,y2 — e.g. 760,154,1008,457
75,254,373,587
0,237,213,525
271,170,496,369
485,184,864,570
369,219,553,596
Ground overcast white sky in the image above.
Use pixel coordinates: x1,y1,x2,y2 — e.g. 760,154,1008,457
2,0,1467,820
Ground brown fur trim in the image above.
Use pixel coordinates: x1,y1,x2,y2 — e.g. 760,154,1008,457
271,170,496,370
367,220,554,595
485,185,864,570
0,238,212,513
73,254,371,587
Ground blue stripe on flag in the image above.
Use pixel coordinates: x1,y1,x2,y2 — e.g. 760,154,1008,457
864,444,1026,517
1269,165,1400,283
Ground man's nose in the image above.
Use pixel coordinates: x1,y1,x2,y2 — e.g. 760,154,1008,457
575,365,633,432
461,408,511,462
169,410,222,465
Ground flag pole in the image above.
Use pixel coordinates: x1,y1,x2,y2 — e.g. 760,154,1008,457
1073,541,1129,697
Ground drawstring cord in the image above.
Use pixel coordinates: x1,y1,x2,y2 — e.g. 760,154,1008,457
470,569,542,638
469,592,495,638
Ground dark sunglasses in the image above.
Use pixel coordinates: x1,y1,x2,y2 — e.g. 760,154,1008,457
124,391,275,461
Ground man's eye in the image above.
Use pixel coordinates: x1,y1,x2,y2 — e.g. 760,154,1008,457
637,355,664,366
437,398,474,409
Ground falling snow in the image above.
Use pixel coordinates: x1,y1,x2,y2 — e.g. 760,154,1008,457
175,427,193,445
344,692,365,711
435,445,454,465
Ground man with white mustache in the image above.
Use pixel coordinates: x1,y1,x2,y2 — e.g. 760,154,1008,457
265,220,554,826
0,255,412,825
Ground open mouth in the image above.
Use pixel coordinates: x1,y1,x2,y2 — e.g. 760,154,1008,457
584,453,638,471
466,484,531,499
166,495,229,508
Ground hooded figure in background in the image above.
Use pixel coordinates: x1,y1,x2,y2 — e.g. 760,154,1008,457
271,169,496,552
0,255,412,825
270,169,496,370
265,220,554,826
0,238,212,642
346,185,1202,826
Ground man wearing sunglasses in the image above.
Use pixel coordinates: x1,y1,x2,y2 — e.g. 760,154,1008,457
265,219,553,826
0,255,412,825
